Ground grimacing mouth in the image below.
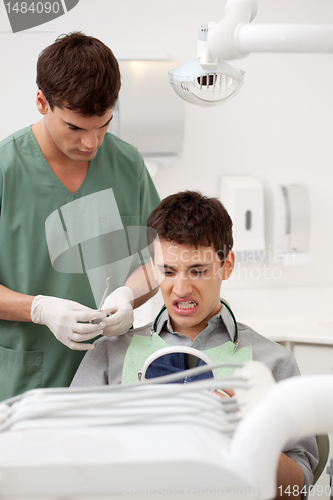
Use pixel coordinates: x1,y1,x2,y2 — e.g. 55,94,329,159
175,301,198,310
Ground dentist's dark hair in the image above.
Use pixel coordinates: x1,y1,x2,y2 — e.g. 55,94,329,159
36,31,121,116
146,191,233,265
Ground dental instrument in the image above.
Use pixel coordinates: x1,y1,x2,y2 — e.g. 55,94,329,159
0,361,331,499
169,0,333,106
90,275,112,324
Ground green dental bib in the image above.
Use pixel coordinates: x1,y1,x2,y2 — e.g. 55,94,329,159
121,332,252,384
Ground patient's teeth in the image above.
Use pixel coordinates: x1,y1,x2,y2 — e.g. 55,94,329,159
177,301,197,309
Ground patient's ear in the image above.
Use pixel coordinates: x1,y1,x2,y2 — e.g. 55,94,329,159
221,251,235,281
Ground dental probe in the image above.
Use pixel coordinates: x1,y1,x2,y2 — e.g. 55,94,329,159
91,277,111,324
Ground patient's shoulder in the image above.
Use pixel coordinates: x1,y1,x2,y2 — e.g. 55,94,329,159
236,322,300,381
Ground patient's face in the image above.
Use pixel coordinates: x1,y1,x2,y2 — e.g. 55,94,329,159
152,240,234,340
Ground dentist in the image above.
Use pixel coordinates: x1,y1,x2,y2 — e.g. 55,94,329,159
0,32,160,400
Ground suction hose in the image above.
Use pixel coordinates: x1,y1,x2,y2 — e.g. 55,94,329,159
231,373,333,499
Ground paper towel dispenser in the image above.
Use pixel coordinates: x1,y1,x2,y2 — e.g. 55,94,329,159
282,185,311,252
220,176,311,266
108,60,185,177
264,181,311,266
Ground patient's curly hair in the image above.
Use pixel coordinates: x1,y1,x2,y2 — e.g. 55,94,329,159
147,191,233,265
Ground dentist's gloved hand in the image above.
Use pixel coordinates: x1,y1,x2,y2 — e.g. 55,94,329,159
100,286,134,337
31,295,105,351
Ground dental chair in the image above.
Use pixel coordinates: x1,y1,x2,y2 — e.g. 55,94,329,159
314,435,330,485
0,361,332,500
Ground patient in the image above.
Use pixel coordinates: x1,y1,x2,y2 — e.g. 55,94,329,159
71,190,318,499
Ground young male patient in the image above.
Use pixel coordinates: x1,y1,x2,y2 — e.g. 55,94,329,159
71,190,318,499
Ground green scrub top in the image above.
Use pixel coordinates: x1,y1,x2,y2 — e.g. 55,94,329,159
0,127,160,401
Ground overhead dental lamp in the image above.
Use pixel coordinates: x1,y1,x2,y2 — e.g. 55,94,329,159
169,0,333,107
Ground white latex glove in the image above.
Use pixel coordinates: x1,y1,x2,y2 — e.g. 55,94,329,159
100,286,134,337
31,295,105,351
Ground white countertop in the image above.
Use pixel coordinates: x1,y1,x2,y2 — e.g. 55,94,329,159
135,286,333,346
222,286,333,345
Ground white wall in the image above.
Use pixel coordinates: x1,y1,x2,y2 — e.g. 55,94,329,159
1,0,333,291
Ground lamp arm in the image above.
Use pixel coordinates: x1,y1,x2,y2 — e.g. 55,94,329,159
204,0,257,62
205,0,333,62
236,24,333,55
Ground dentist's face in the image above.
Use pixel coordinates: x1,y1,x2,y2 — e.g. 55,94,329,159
36,90,113,162
152,240,234,340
